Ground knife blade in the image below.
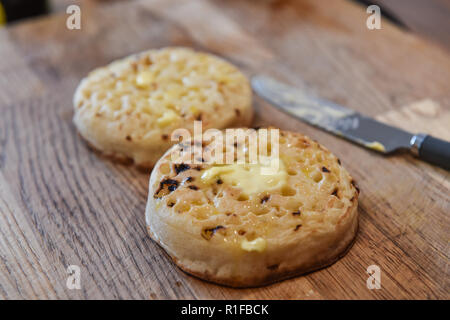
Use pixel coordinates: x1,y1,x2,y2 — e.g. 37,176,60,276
251,75,450,170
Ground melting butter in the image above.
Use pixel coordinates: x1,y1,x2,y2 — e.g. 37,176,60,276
200,158,288,195
241,238,266,252
365,141,386,152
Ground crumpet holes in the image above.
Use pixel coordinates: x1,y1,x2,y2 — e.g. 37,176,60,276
255,206,270,215
175,203,191,213
159,162,171,175
311,171,323,183
201,226,225,240
237,194,249,201
281,186,296,197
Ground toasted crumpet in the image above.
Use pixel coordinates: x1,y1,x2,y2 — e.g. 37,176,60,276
73,47,252,168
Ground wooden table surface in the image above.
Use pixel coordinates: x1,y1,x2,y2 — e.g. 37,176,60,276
0,0,449,299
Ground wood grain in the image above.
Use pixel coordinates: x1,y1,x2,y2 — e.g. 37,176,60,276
0,0,448,299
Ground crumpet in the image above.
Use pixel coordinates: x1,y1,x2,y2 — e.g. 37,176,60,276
145,129,359,287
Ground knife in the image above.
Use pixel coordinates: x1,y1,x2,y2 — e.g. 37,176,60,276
251,75,450,170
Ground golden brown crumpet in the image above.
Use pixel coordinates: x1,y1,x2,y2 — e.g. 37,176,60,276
145,129,359,287
73,47,252,168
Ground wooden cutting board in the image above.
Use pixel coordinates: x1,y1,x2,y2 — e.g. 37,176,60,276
0,0,448,299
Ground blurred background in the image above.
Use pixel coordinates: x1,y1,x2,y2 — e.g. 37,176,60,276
1,0,449,50
0,0,448,300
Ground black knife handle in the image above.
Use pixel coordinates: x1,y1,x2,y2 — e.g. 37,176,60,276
412,134,450,170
